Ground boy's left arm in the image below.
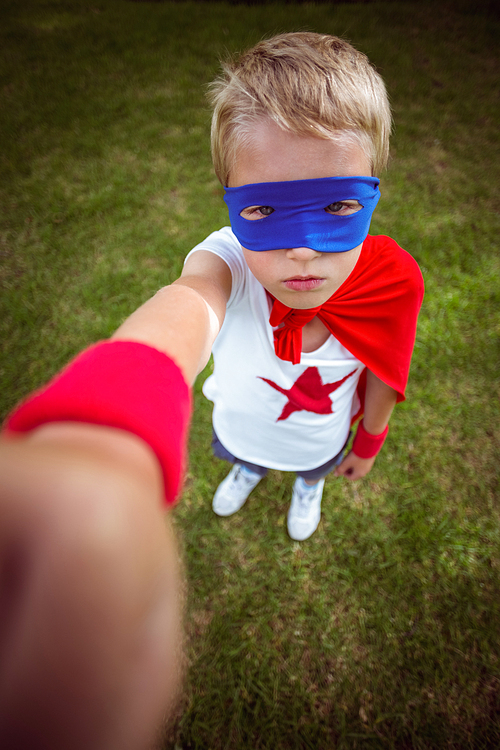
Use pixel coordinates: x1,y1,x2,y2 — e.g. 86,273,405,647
334,369,397,481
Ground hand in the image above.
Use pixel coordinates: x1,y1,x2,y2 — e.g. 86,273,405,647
334,450,376,481
0,425,182,750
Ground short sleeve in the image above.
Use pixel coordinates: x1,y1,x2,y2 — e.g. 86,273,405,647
184,227,248,308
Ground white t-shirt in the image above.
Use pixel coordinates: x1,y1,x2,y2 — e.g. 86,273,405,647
186,227,363,471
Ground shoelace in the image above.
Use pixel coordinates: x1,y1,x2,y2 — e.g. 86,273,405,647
233,468,259,487
296,485,319,514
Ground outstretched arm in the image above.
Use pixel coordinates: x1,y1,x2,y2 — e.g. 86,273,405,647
0,250,231,749
334,369,397,481
112,250,231,384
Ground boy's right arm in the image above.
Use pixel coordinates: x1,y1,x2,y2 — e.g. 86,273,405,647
0,250,232,749
2,248,232,505
112,249,232,384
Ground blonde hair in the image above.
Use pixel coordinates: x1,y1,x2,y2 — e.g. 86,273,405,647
208,32,392,186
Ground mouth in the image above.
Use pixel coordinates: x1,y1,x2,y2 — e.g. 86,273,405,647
282,276,325,292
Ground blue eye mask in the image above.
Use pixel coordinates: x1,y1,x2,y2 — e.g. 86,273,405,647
224,175,380,253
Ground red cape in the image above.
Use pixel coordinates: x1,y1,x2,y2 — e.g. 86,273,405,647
270,234,424,411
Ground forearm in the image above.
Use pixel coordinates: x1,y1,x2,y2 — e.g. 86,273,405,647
4,252,230,501
0,280,212,743
0,249,229,747
362,368,397,434
112,280,222,385
335,369,397,481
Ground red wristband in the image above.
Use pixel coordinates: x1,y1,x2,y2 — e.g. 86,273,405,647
352,419,389,459
3,341,192,506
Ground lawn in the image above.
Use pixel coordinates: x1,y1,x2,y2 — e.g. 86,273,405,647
1,1,499,748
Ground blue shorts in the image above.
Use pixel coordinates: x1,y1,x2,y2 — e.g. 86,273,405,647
211,430,351,482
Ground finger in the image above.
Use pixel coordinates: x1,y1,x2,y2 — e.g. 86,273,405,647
334,459,355,478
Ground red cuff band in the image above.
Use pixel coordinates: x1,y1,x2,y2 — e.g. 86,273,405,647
352,419,389,459
3,341,192,506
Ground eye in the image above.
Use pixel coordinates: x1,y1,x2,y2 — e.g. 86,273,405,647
239,205,275,221
325,200,363,216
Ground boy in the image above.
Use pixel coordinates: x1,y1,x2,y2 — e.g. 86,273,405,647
0,32,422,749
189,32,423,539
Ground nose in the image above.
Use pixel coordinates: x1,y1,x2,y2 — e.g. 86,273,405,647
285,246,322,261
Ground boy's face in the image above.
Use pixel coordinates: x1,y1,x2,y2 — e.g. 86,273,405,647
228,119,373,309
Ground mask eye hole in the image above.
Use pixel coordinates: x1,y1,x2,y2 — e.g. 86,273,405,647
325,200,363,215
239,205,275,221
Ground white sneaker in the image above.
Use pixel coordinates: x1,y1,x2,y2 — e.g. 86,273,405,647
287,477,325,541
212,464,262,517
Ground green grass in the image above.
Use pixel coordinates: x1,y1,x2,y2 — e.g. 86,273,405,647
1,1,499,748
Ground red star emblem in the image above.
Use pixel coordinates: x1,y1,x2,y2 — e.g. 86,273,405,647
259,367,357,422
